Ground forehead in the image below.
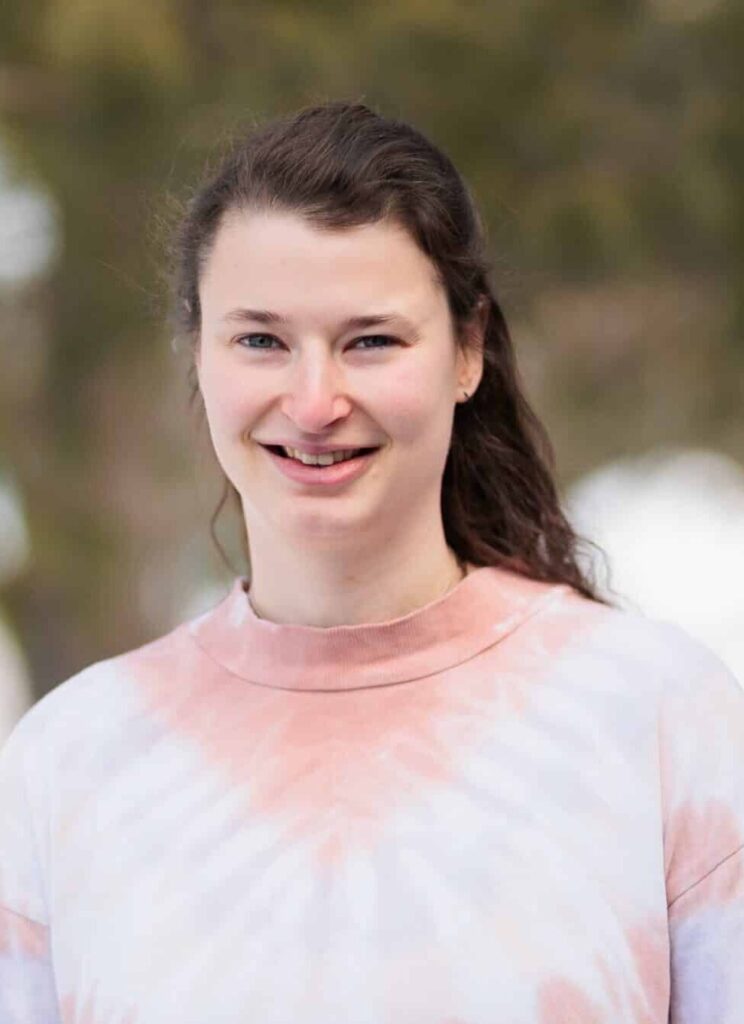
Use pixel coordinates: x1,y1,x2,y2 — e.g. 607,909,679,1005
198,209,444,321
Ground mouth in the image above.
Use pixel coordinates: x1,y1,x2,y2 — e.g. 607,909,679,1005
258,443,382,486
261,444,380,463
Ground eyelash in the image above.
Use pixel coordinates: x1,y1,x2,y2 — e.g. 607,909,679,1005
234,333,399,351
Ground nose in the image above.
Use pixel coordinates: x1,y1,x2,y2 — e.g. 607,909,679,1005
280,349,352,433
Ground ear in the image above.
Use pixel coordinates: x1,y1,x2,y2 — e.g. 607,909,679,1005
187,337,202,402
457,296,487,396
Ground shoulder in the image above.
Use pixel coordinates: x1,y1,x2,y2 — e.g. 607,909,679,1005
552,590,742,703
550,596,744,900
577,604,744,890
0,612,208,771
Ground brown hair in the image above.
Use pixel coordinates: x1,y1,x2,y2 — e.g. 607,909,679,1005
170,100,611,604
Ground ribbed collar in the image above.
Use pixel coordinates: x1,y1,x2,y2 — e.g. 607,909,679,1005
188,565,569,691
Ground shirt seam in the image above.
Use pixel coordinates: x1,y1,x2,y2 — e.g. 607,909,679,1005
0,900,48,929
667,842,744,909
657,653,740,911
8,722,53,925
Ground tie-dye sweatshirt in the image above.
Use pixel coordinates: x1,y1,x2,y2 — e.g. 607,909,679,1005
1,564,743,1023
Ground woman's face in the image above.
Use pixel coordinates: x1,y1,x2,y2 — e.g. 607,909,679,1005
196,209,482,553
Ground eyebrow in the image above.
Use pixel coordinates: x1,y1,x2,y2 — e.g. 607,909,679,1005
222,307,419,335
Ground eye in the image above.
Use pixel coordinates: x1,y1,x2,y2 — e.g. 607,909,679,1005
235,333,281,350
352,335,398,350
234,333,399,351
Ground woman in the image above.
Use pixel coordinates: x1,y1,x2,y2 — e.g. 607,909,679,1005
1,101,742,1023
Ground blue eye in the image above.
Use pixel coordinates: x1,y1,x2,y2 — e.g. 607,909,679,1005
236,333,279,349
236,333,397,350
353,335,397,350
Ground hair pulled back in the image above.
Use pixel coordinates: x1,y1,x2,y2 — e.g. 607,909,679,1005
171,100,609,605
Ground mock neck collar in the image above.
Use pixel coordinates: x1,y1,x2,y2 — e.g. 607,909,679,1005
188,564,569,692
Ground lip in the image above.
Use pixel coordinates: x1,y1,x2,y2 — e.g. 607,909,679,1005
260,444,380,486
260,441,376,455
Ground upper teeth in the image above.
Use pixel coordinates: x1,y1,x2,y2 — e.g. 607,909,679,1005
283,447,361,466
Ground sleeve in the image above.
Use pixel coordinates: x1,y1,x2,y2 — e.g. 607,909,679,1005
658,633,744,1024
0,713,62,1022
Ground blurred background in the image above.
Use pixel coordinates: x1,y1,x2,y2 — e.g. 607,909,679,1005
1,0,742,739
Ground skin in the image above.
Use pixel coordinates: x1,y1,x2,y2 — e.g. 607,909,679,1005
196,209,485,627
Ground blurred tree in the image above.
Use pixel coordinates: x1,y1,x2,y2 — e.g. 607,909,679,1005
0,0,741,696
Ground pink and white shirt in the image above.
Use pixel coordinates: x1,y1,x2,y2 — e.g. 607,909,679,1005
1,564,743,1022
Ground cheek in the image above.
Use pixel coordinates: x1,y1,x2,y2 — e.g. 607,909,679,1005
199,361,256,438
378,363,451,446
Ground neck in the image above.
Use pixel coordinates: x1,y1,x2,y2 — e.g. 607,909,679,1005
245,537,468,628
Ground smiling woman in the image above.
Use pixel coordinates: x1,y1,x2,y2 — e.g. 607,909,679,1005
192,207,496,626
172,106,609,629
1,102,742,1024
